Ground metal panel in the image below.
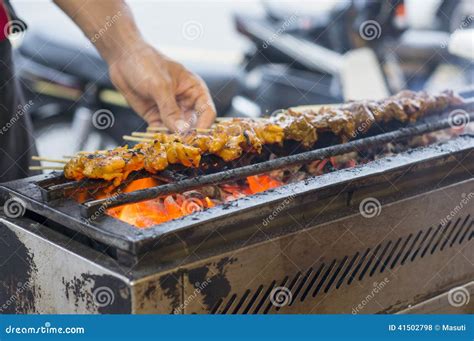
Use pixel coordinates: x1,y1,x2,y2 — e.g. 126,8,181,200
397,282,474,314
179,179,474,314
0,217,132,314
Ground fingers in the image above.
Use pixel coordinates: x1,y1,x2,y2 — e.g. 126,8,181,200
110,50,216,132
141,107,163,127
182,76,216,129
194,94,216,129
153,85,184,132
110,70,163,127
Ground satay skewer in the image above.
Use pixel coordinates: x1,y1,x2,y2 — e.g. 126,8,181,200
59,90,466,185
146,126,169,132
123,135,153,143
146,126,211,134
29,166,64,171
132,132,156,137
146,124,217,132
78,150,107,155
31,156,68,164
214,117,267,122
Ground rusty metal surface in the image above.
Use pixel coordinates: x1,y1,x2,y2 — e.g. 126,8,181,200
178,179,474,314
0,217,132,314
1,178,472,313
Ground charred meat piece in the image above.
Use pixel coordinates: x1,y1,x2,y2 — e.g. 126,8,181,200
64,146,145,186
63,90,464,184
272,110,318,148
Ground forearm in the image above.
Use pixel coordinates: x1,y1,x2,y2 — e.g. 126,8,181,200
54,0,216,130
53,0,144,63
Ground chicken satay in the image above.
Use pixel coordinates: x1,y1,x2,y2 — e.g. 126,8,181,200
252,121,285,145
81,146,145,186
165,142,201,168
63,154,88,181
182,131,212,153
141,141,169,174
63,90,464,184
271,110,318,148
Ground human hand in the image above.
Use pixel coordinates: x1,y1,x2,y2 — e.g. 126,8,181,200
108,42,216,132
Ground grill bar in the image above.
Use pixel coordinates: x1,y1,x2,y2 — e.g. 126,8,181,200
38,169,186,202
80,111,474,217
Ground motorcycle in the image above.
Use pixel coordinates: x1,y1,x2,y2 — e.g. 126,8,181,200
233,0,473,112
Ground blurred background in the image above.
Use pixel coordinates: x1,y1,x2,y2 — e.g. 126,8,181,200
9,0,474,159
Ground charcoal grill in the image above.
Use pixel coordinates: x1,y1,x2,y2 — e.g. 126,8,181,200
1,107,473,314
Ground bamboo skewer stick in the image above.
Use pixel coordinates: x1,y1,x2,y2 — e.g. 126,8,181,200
146,126,211,134
215,117,268,122
31,156,68,164
123,135,152,143
132,132,156,137
78,150,107,154
132,130,211,138
39,118,262,164
193,128,212,133
146,126,170,132
29,166,64,171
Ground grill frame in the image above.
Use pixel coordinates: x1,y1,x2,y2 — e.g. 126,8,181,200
178,178,474,314
0,135,473,264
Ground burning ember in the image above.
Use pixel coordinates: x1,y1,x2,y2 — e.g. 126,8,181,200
106,175,283,228
100,128,462,228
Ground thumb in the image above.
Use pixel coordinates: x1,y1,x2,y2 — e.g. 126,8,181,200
154,86,184,132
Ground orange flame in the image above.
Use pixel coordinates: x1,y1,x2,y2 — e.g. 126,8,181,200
101,158,355,228
104,174,284,228
247,175,282,193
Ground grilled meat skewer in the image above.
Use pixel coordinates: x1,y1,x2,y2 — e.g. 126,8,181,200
64,90,464,185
